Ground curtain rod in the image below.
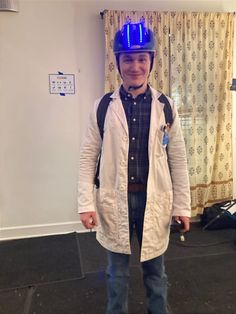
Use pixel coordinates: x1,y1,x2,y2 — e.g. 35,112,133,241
99,10,235,18
100,9,107,19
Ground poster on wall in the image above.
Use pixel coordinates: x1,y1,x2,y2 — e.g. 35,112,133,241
49,72,75,96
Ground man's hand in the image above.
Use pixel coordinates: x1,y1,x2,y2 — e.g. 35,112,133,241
173,216,190,233
80,211,98,229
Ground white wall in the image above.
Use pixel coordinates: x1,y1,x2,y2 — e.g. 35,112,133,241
0,0,235,240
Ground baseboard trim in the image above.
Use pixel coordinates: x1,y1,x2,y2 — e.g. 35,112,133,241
0,221,88,241
0,216,201,241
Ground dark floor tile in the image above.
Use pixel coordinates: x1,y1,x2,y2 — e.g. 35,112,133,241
30,267,146,314
166,253,236,314
0,223,235,314
77,232,107,274
0,288,27,314
0,233,82,289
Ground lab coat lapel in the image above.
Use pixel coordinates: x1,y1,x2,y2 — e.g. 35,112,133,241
110,91,128,135
148,88,165,154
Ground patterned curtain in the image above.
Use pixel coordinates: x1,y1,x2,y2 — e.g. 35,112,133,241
169,12,234,215
103,10,235,216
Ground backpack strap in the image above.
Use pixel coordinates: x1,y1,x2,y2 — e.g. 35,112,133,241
158,93,173,125
96,92,113,139
94,92,113,188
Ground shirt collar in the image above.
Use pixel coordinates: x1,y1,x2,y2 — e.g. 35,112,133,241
119,84,151,101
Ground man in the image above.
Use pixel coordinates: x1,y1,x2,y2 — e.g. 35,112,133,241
78,22,191,314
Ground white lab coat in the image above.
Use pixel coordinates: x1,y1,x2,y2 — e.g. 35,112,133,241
78,87,191,262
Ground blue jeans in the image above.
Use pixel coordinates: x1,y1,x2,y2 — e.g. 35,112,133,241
106,192,169,314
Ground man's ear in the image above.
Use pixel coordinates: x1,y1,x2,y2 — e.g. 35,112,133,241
116,55,122,77
116,55,120,68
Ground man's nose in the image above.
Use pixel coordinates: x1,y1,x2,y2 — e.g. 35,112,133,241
130,60,140,70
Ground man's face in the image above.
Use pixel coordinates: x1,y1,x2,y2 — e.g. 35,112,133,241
119,52,151,89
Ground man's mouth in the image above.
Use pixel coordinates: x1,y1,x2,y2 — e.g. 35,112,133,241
129,74,141,79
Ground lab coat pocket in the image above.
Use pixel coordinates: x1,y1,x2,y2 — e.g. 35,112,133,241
96,189,117,237
152,192,173,235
